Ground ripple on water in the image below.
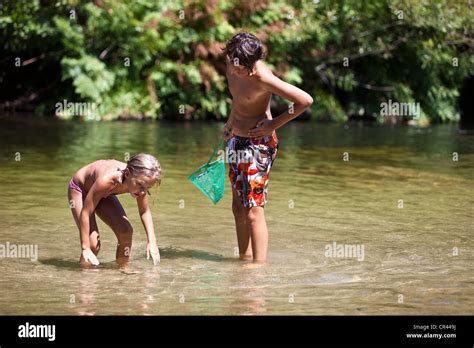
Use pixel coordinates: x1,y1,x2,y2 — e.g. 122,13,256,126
318,273,362,284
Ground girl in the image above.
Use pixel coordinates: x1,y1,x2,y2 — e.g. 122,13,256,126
68,154,161,266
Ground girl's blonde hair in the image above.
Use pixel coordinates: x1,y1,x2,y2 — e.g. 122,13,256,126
126,153,162,186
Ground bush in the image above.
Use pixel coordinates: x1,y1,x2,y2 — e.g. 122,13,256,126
0,0,472,122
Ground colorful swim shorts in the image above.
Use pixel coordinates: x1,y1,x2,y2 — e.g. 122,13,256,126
226,132,278,208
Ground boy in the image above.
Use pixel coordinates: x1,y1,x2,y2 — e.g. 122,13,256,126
223,32,313,262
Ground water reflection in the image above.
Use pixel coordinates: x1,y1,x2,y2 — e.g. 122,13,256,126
140,268,161,315
70,269,100,316
227,263,267,315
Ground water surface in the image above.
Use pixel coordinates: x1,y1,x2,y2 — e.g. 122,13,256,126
0,120,472,315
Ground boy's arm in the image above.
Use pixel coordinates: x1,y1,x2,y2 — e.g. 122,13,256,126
223,107,235,140
248,72,313,137
137,195,160,264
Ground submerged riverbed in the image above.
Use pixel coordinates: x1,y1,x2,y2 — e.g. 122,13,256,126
0,120,472,315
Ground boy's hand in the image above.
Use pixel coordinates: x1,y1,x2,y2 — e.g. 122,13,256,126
82,248,100,266
146,242,160,265
248,119,276,137
223,122,234,141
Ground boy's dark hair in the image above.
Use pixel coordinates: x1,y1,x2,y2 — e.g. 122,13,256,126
223,32,266,72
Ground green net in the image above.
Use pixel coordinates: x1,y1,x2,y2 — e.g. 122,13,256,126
188,140,225,204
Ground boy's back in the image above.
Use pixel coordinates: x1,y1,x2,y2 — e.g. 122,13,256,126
226,59,273,137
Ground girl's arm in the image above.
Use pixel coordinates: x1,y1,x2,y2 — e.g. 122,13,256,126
79,178,109,264
248,71,313,137
137,194,160,264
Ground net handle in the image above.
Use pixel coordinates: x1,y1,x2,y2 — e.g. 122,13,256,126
207,138,225,165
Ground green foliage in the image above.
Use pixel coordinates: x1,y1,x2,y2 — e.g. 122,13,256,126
0,0,472,122
61,55,115,101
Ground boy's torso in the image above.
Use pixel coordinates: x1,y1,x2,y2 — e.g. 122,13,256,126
226,61,273,137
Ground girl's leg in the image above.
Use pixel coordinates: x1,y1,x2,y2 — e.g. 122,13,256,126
232,188,253,260
68,188,101,260
95,195,133,266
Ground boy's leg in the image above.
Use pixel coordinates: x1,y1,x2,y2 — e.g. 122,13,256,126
242,133,277,262
68,189,101,264
232,188,253,260
246,206,268,262
95,195,133,266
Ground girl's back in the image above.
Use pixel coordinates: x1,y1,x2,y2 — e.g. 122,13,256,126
73,159,125,192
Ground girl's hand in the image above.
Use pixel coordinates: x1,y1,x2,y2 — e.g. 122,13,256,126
146,242,160,265
247,119,276,138
82,248,100,266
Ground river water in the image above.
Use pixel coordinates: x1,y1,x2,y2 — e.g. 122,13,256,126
0,120,472,314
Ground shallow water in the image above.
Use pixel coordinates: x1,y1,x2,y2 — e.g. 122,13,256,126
0,120,472,315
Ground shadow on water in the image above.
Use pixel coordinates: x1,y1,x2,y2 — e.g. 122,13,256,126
160,247,236,262
40,258,82,270
40,247,237,270
40,258,119,271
